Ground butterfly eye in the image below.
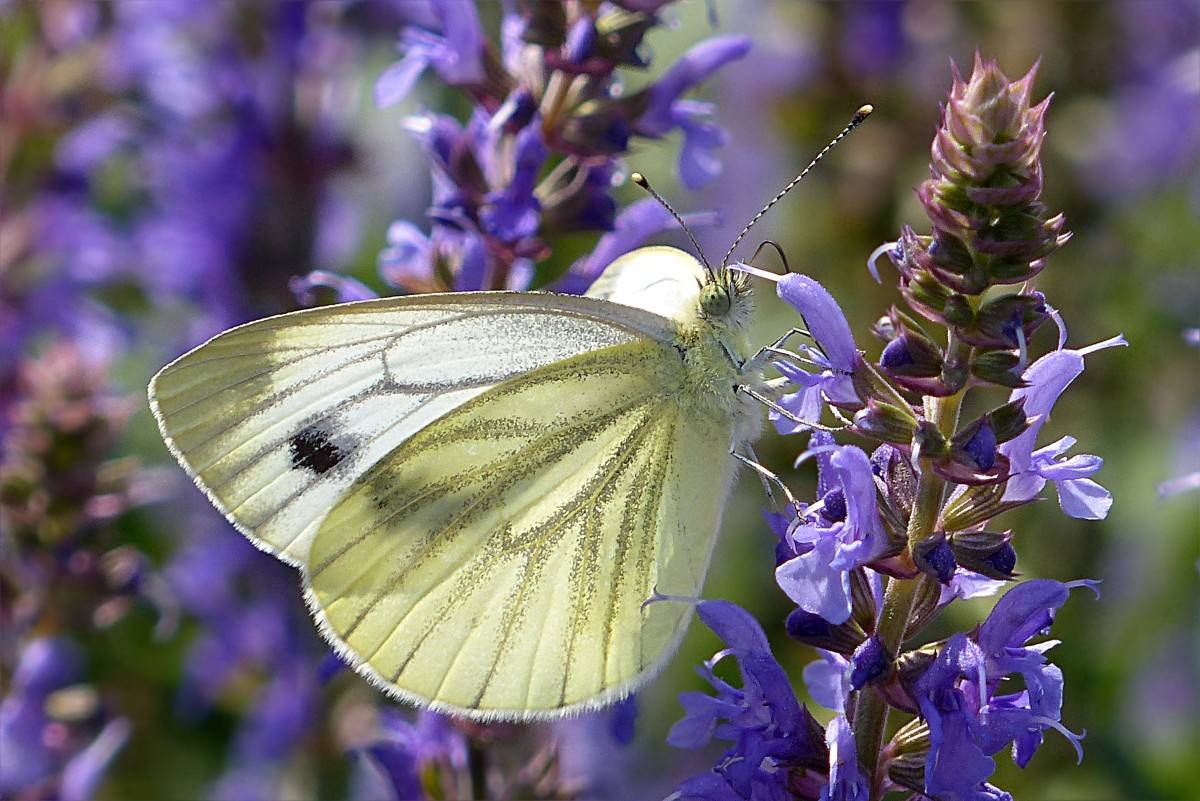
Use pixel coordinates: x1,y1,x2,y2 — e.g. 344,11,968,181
699,283,732,318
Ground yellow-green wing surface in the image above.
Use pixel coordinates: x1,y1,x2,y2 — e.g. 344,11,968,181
304,339,737,720
147,293,679,567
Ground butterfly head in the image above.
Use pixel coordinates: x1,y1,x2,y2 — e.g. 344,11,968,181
698,268,752,329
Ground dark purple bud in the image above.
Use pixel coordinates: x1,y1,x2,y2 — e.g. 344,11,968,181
986,398,1030,444
490,88,537,133
961,420,998,471
785,607,866,655
850,634,892,689
984,542,1017,576
914,533,957,584
960,293,1051,349
881,337,914,369
951,530,1018,579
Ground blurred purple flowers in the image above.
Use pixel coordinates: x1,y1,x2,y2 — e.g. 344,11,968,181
342,0,748,297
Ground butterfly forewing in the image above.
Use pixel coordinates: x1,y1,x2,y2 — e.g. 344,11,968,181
304,339,737,719
148,293,678,566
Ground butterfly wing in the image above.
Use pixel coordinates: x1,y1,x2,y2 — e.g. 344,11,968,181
148,292,679,566
303,337,738,719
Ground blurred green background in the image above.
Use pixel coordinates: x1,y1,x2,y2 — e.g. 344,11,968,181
2,1,1197,799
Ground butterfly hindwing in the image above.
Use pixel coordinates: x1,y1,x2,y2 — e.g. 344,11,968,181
303,339,738,719
148,293,678,566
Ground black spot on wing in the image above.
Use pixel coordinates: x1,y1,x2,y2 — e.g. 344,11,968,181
290,425,345,475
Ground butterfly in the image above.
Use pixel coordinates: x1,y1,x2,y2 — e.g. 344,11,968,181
149,243,767,719
148,108,871,721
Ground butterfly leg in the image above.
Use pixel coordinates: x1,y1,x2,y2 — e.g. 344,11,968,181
735,384,847,434
730,445,800,514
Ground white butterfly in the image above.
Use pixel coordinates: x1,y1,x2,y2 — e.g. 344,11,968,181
150,246,771,720
149,109,872,720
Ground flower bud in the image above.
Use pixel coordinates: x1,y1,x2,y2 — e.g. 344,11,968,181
854,400,919,445
932,416,1010,485
886,753,927,794
941,482,1034,532
850,634,893,689
785,607,866,656
911,420,949,462
871,445,917,510
897,54,1068,300
971,350,1025,388
986,397,1031,444
951,530,1018,579
959,292,1050,349
913,533,957,584
879,328,947,396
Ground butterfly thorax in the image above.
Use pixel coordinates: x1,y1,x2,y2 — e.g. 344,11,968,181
675,278,763,447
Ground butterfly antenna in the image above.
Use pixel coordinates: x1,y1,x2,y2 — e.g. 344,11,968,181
631,172,716,281
720,104,873,270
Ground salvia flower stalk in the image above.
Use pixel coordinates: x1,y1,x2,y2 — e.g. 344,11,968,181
669,54,1122,801
296,0,746,302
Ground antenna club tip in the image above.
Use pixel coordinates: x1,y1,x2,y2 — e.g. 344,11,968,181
854,104,874,121
630,171,648,187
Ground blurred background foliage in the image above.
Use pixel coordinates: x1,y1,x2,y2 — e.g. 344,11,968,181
1,1,1197,800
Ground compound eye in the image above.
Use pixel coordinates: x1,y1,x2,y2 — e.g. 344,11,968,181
699,284,732,318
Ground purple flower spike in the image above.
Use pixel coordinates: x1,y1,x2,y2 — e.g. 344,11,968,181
1001,336,1126,518
776,445,884,624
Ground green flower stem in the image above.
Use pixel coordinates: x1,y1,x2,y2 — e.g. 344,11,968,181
855,390,964,798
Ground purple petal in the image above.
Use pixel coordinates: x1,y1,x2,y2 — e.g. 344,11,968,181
775,275,859,373
1000,350,1085,471
776,538,853,624
639,35,752,135
289,270,377,306
940,569,1006,606
821,716,869,801
832,446,882,542
453,234,489,291
378,221,433,287
673,101,729,189
479,125,547,241
977,580,1094,655
696,600,771,654
668,692,739,749
1054,477,1113,520
374,52,430,108
772,384,825,434
803,652,851,714
431,0,485,84
1035,452,1103,481
60,719,132,801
